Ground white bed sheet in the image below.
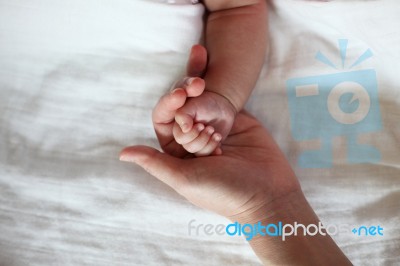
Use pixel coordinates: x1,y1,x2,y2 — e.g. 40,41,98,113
0,0,399,265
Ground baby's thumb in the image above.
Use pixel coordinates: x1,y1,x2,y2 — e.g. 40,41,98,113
175,110,194,134
119,145,185,189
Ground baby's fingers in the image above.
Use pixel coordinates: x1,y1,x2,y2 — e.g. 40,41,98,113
175,111,194,134
195,133,222,157
173,122,205,145
183,126,219,154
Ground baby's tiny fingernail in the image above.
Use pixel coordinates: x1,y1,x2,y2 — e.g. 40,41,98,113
206,127,215,135
213,133,221,142
196,124,205,131
181,123,190,132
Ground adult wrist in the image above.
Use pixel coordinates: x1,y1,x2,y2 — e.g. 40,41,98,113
229,190,352,265
230,188,305,226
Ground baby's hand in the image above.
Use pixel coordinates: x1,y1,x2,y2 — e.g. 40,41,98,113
174,81,237,156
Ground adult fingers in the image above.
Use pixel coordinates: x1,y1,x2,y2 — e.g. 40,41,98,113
152,88,187,125
186,44,208,77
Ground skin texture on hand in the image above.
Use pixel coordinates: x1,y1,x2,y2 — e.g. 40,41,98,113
121,109,301,218
146,44,300,217
174,89,236,154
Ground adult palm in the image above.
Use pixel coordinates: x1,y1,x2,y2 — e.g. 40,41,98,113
121,109,300,220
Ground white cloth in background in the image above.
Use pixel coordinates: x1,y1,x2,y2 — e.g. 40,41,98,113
0,0,399,265
248,1,400,264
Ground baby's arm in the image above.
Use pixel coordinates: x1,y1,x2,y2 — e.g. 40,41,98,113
173,0,268,156
202,0,268,112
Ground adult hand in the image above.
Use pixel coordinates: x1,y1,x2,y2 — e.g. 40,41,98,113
126,46,300,218
120,45,351,265
122,108,300,220
120,102,350,266
125,43,301,221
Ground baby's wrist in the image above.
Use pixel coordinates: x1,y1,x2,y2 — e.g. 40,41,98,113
204,90,239,116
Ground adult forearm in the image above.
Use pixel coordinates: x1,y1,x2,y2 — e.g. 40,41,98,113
204,1,268,112
236,190,352,265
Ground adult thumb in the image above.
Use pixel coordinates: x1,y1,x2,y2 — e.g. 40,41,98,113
186,44,207,77
119,145,185,189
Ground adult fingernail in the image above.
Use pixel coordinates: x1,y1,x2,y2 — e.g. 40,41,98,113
119,152,136,163
213,133,221,142
170,88,179,94
119,154,129,162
